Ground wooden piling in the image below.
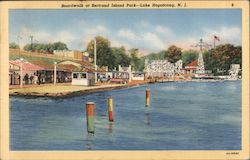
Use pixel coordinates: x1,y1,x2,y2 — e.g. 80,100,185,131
108,97,114,122
146,89,150,107
86,102,95,134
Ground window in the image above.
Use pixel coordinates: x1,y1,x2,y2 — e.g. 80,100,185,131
81,73,87,79
73,73,78,79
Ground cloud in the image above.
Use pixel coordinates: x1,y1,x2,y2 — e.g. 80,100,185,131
202,26,241,45
83,25,110,37
117,29,138,40
56,31,76,44
136,20,151,29
142,32,166,50
155,25,173,37
15,20,241,54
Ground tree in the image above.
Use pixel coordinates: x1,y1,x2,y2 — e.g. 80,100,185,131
9,42,20,49
53,42,68,50
203,44,242,74
86,36,115,69
112,46,131,69
23,42,68,54
128,48,141,71
182,50,198,66
164,45,182,63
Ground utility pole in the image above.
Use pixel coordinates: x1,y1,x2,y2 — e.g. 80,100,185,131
94,38,97,83
54,62,57,85
17,36,22,58
20,58,24,88
30,35,33,52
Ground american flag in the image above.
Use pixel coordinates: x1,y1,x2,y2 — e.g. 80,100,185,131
214,35,220,41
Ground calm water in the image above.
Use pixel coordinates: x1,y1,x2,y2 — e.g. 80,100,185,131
10,81,241,150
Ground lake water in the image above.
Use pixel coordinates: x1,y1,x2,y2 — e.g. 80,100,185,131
10,81,241,150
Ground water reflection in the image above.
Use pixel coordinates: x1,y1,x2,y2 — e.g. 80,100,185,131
108,122,113,134
86,133,94,150
145,110,151,126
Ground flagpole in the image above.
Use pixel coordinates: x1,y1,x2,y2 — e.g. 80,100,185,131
214,37,215,48
94,38,97,83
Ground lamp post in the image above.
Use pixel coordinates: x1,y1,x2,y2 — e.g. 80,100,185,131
20,58,23,88
94,38,97,83
17,36,22,58
54,62,57,85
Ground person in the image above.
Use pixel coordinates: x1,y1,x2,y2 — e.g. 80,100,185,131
16,74,20,85
41,74,45,84
51,74,54,83
33,73,38,84
24,73,29,84
30,74,34,84
42,74,45,84
38,73,41,85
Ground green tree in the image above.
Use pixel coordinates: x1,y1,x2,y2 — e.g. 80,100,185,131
87,36,115,69
164,45,182,63
53,41,68,50
9,42,20,49
23,42,68,54
128,48,141,71
182,50,198,66
203,44,242,74
23,44,32,51
112,46,131,68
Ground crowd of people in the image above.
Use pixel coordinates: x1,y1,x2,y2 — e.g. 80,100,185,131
9,72,72,86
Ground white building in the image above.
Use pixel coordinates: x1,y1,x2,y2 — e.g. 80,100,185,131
228,64,241,80
57,60,96,86
118,65,132,82
53,50,84,61
132,72,145,81
72,72,95,86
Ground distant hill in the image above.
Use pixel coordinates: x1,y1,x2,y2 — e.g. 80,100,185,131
10,49,62,65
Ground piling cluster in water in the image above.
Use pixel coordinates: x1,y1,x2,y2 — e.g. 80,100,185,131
86,88,151,134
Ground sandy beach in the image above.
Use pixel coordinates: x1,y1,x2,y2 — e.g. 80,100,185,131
9,81,149,98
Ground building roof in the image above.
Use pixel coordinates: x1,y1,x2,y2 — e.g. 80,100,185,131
186,60,198,67
9,60,45,71
10,58,106,73
57,59,106,72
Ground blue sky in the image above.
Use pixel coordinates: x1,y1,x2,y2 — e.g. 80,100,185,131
9,9,241,54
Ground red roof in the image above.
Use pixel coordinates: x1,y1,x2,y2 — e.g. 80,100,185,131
183,67,197,70
186,60,198,67
9,60,45,71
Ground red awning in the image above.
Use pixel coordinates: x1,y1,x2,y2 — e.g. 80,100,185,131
186,60,198,67
9,60,45,71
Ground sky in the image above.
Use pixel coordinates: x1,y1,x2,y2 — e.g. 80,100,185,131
9,9,242,54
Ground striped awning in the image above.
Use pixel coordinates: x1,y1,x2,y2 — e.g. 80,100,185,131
9,60,45,71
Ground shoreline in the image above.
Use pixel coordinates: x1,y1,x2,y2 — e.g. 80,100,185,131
9,81,149,99
9,79,240,99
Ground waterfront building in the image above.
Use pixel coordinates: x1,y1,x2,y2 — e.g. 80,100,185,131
57,60,97,86
53,50,85,61
9,60,45,85
131,72,145,81
72,72,95,86
118,65,132,82
228,64,241,80
184,60,199,75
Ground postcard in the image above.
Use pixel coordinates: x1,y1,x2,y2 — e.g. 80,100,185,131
0,0,249,160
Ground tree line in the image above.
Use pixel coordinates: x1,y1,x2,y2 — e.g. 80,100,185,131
10,41,68,54
143,44,241,74
86,36,143,71
10,36,242,74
